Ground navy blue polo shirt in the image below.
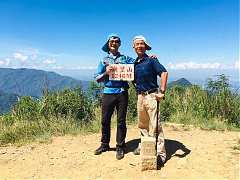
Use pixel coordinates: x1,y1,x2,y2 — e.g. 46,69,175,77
134,54,167,93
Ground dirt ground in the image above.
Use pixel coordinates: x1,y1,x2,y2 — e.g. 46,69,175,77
0,123,239,180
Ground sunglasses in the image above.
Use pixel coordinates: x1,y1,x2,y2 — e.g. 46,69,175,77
109,40,120,43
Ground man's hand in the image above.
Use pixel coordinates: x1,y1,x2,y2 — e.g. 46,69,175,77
149,54,158,59
106,65,115,75
155,92,165,101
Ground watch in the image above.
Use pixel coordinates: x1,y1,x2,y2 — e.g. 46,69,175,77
159,89,166,100
159,89,165,94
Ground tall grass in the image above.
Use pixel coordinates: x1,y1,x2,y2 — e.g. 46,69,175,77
0,87,97,145
160,74,240,129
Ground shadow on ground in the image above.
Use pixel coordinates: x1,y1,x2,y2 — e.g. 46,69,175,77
165,139,191,162
125,138,140,154
125,138,191,162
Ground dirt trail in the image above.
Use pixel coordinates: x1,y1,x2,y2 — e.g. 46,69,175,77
0,123,239,179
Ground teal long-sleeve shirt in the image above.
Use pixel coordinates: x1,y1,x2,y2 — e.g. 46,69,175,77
95,52,135,94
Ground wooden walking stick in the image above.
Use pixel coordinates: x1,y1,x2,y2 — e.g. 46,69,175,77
155,100,160,170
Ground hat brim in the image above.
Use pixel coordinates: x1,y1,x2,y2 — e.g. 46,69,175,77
102,41,109,52
133,37,152,51
145,43,151,50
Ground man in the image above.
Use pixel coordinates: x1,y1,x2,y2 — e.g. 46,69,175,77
94,34,134,160
132,35,168,166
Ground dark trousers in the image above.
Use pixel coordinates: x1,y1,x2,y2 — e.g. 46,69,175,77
101,91,128,148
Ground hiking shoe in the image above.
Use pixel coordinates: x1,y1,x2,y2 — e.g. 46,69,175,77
157,155,164,169
94,144,110,155
116,147,124,160
133,147,140,155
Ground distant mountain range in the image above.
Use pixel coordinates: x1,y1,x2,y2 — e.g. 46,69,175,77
0,68,192,114
0,90,19,114
0,68,89,97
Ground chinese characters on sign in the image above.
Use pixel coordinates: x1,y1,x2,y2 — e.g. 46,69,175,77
109,64,134,81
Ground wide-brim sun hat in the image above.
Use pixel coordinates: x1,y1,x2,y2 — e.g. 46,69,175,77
133,35,152,50
102,33,121,52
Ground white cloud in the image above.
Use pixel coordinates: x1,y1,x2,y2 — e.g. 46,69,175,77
13,52,28,62
51,65,64,70
42,58,56,65
9,48,60,69
0,60,5,66
235,61,240,69
0,58,11,66
5,58,10,66
28,49,40,60
49,65,97,70
70,66,97,70
9,48,98,71
167,61,239,70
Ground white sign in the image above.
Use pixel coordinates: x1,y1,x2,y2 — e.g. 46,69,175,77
109,64,134,81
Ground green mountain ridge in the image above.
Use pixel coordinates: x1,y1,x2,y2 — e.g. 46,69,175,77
0,68,89,97
168,78,192,88
0,90,19,114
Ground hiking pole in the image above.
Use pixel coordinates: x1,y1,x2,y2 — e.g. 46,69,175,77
155,100,160,170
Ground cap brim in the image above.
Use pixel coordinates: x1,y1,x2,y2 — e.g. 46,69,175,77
145,43,151,50
133,35,152,50
102,41,109,52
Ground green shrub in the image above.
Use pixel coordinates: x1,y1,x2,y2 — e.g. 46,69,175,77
40,87,95,122
0,87,97,145
0,113,15,127
127,83,137,123
12,96,41,121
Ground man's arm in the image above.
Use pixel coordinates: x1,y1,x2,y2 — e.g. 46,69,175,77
149,54,158,59
95,60,116,83
155,71,168,101
160,72,168,93
95,61,107,83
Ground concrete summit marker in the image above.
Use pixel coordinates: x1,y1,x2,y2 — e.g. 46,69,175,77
141,136,157,171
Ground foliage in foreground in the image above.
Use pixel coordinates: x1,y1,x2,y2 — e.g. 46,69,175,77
0,74,239,146
160,74,239,128
0,87,96,145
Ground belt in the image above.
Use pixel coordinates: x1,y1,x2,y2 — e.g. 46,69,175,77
138,88,158,95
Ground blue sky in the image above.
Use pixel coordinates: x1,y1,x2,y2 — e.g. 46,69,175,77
0,0,239,82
